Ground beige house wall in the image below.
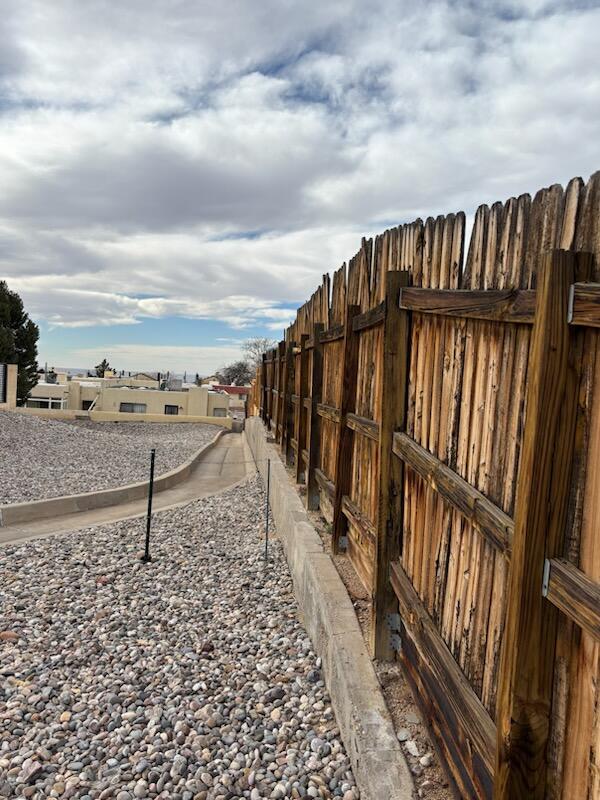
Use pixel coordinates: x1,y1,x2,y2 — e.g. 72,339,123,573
25,378,230,420
0,364,18,410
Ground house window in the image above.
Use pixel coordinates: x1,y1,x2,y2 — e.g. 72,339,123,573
164,404,179,415
212,407,227,417
82,400,94,410
27,399,47,408
119,402,147,413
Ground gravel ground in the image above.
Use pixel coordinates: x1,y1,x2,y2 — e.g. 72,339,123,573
0,414,220,505
0,477,359,800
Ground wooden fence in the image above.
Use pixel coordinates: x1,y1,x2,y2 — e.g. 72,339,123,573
249,173,600,800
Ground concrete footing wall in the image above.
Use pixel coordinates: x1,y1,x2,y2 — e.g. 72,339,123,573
245,418,413,800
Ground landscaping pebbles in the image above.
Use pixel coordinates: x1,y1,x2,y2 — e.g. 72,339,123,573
0,414,218,505
0,477,359,800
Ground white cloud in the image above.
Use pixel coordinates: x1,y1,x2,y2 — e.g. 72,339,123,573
0,0,599,337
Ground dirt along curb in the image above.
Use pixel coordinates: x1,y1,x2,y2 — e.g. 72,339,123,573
0,428,229,528
244,418,414,800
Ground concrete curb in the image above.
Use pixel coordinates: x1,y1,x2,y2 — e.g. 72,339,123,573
0,429,228,527
245,418,414,800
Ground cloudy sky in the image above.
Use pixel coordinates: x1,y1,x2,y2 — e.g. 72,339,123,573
1,0,599,374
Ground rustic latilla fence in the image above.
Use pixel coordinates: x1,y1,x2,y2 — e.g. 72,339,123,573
249,173,600,800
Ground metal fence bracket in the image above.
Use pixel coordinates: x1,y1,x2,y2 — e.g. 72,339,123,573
541,558,551,597
386,612,402,652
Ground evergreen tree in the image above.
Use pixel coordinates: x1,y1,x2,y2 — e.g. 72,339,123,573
0,281,39,404
95,358,111,377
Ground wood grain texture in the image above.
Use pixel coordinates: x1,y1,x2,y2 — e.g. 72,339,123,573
305,324,324,510
371,271,411,658
332,305,360,553
390,561,496,797
393,433,513,555
352,301,386,332
495,250,577,799
400,287,535,323
546,558,600,642
569,282,600,328
294,334,309,483
346,413,380,442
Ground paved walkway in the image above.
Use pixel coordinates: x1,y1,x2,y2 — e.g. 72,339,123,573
0,432,255,546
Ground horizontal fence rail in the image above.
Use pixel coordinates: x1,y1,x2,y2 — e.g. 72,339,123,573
249,172,600,800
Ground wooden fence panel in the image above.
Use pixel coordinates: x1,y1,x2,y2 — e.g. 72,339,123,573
248,170,600,800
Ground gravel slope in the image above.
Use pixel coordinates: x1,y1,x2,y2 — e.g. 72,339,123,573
0,414,220,505
0,477,359,800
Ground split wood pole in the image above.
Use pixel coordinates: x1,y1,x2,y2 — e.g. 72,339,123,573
279,342,290,454
371,269,411,660
306,323,324,510
281,341,295,463
295,334,310,483
275,341,285,442
260,353,267,423
494,249,584,798
266,349,273,429
332,304,360,554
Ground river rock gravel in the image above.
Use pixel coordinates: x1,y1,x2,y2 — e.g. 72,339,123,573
0,413,220,505
0,476,359,800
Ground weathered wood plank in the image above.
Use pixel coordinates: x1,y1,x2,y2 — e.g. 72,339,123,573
352,301,386,332
495,250,578,799
280,342,295,460
346,412,380,442
399,287,536,323
294,334,309,483
393,432,513,555
390,561,496,795
371,270,411,658
569,281,600,328
316,402,341,423
314,467,335,499
319,323,345,344
545,558,600,642
306,323,324,510
274,341,285,443
332,305,360,553
341,494,376,543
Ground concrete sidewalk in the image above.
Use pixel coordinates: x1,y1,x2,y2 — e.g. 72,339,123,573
0,433,255,546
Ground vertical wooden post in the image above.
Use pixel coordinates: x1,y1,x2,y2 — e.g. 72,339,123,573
275,341,285,442
281,341,295,462
306,323,324,510
371,270,411,659
266,349,273,429
332,304,360,553
295,334,309,482
260,353,267,423
495,249,580,798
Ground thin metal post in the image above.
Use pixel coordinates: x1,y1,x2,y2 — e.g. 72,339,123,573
142,448,156,563
264,458,271,566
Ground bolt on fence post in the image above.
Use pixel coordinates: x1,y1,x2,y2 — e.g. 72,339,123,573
264,458,271,568
141,448,156,563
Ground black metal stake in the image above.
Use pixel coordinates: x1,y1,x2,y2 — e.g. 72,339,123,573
264,458,271,567
142,448,156,563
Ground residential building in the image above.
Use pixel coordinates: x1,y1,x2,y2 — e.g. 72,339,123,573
26,375,230,419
